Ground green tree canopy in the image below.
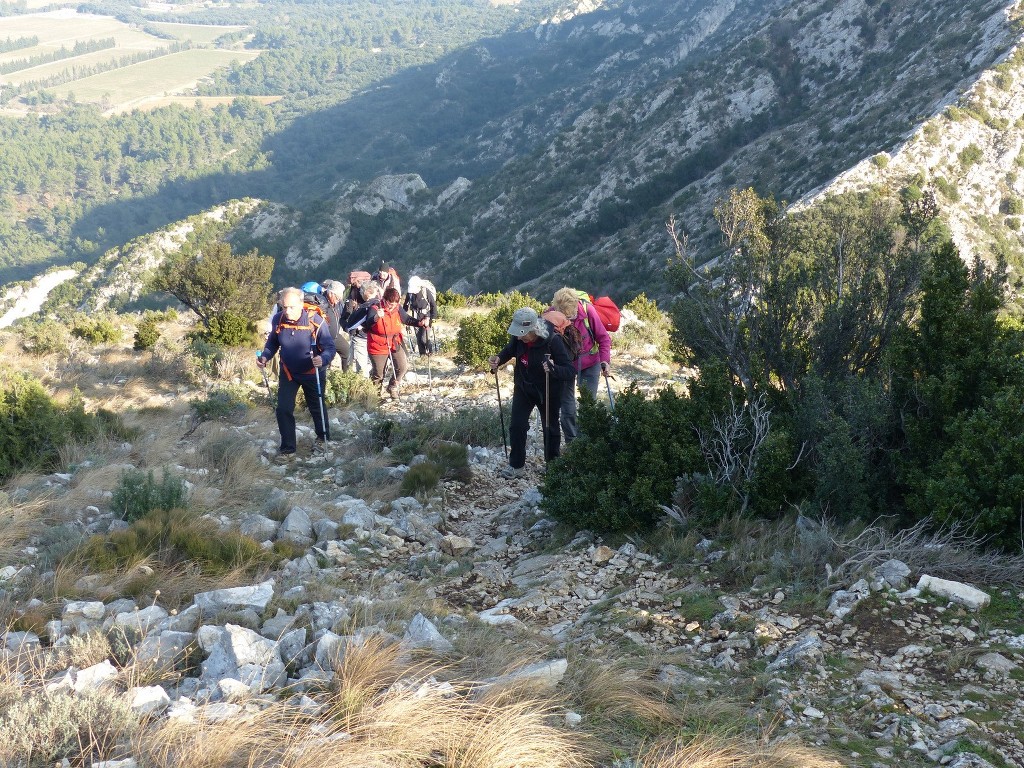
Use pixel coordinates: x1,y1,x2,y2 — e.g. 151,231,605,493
154,242,273,334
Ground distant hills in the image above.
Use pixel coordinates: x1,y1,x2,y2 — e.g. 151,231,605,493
2,0,1024,307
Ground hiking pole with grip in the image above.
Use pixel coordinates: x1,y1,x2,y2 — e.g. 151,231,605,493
544,353,552,464
386,332,401,400
309,328,329,442
603,364,616,413
493,367,508,461
256,351,272,397
425,322,433,390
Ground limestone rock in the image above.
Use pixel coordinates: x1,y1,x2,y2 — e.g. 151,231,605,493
916,575,990,611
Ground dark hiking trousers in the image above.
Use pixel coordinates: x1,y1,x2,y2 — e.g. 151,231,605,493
276,370,329,453
508,379,563,469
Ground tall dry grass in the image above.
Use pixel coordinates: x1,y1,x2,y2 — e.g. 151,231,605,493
137,635,590,768
637,735,843,768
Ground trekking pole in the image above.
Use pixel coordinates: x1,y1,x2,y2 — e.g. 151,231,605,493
387,334,400,400
256,351,272,397
379,353,394,399
603,366,616,413
425,325,433,390
310,341,329,442
493,368,508,460
544,353,551,464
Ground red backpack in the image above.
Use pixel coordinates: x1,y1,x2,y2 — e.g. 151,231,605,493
348,270,372,286
573,290,621,333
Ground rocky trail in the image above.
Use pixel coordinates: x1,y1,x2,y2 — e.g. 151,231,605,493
2,352,1023,768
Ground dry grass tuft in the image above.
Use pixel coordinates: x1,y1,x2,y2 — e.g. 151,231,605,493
137,659,589,768
54,552,263,609
444,620,551,681
637,735,843,768
0,495,51,564
565,656,683,732
192,429,272,511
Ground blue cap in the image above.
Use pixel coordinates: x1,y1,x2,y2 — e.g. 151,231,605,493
301,281,322,294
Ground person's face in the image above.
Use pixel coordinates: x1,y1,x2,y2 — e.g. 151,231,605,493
384,297,399,311
282,295,303,321
326,291,340,305
521,331,538,343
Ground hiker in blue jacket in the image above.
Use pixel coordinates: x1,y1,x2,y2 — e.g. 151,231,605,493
257,286,336,460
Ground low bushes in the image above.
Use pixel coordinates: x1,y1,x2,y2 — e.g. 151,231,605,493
110,468,188,522
0,371,126,482
454,291,544,368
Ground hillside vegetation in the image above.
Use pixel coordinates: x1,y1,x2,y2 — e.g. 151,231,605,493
2,0,1024,302
2,187,1024,766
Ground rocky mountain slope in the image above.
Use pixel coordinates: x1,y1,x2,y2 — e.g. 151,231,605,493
229,0,1024,300
1,327,1022,768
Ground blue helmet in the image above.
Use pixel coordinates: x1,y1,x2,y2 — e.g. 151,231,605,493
301,281,322,295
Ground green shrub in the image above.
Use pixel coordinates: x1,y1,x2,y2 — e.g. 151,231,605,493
618,293,672,360
110,468,188,522
400,461,444,496
0,372,121,482
324,368,379,409
1,689,137,767
958,143,984,170
74,507,273,577
185,336,222,380
1004,196,1024,215
436,289,468,309
933,177,960,201
190,385,252,425
871,153,889,169
16,317,72,356
541,386,705,534
206,310,254,347
133,313,161,351
919,388,1024,549
454,291,543,368
70,312,123,344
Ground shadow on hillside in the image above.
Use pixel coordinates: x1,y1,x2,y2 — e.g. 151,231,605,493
60,16,613,277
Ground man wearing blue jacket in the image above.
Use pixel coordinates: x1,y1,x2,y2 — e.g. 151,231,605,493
257,287,336,460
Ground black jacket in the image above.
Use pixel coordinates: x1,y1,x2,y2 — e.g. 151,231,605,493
495,323,574,400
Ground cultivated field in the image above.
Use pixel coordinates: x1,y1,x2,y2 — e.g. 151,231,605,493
45,48,261,104
111,93,282,114
148,21,247,44
0,9,260,113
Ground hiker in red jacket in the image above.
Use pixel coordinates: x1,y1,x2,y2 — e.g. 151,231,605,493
366,287,424,399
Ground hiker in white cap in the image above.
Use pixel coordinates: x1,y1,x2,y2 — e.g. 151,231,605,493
488,307,574,479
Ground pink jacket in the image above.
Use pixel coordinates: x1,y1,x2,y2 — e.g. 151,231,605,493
572,300,611,371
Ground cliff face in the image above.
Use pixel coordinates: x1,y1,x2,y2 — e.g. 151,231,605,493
254,0,1023,300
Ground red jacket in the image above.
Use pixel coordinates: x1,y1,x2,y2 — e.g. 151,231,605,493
366,302,417,355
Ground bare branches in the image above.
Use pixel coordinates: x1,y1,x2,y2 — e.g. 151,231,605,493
698,393,771,516
831,517,1024,588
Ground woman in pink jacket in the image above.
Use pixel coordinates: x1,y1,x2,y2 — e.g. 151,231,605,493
550,287,612,443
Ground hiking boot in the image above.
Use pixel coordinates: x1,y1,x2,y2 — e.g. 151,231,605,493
499,464,525,479
386,382,400,400
310,438,328,457
274,451,296,465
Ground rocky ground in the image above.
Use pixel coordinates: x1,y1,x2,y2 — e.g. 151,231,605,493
1,347,1023,768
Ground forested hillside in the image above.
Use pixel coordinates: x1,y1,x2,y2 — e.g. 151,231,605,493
0,0,562,285
2,0,1024,305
